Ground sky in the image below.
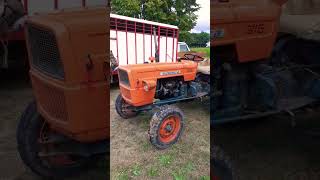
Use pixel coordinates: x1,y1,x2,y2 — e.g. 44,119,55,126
191,0,210,33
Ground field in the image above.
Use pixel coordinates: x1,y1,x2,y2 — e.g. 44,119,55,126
191,47,210,58
0,72,106,180
110,86,210,179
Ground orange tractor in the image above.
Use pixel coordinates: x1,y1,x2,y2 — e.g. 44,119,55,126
17,7,109,178
211,0,320,179
115,53,210,149
211,0,305,124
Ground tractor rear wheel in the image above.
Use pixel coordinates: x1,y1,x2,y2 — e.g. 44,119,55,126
149,105,184,149
115,94,138,119
17,102,91,178
211,146,235,180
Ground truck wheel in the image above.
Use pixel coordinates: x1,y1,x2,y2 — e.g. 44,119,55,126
115,94,138,119
149,105,184,149
17,102,90,178
212,146,235,180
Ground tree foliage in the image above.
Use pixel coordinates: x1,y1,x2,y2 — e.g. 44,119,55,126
180,31,209,47
111,0,200,35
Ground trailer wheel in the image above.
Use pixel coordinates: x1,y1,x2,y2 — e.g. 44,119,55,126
149,105,184,149
212,146,235,180
17,102,90,178
115,94,138,119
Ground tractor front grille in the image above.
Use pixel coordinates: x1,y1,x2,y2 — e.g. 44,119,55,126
32,75,68,122
118,69,130,87
27,24,64,79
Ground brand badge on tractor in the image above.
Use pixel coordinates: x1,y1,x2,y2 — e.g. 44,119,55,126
160,70,181,76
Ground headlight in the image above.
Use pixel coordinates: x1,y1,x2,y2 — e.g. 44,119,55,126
142,80,156,92
143,82,149,91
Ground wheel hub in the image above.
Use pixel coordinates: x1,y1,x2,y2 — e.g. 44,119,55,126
165,124,173,132
159,115,181,143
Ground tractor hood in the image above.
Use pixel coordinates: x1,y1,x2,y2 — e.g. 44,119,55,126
119,61,197,73
26,7,108,84
28,7,107,33
211,0,284,24
211,0,285,62
118,61,198,89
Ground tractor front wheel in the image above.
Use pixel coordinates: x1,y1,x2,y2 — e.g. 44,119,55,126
211,146,235,180
149,105,184,149
115,94,138,119
17,102,90,178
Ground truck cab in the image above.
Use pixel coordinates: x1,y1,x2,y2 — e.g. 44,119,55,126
178,42,191,52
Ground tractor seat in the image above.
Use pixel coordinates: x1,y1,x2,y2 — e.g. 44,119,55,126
197,59,210,75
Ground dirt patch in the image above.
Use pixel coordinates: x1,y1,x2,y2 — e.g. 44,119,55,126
110,86,210,179
214,112,320,180
0,73,106,180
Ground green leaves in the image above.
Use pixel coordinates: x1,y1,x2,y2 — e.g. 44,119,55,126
111,0,141,18
180,31,210,47
111,0,200,33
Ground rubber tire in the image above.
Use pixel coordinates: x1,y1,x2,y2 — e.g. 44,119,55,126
17,102,90,179
211,146,235,180
149,105,184,149
115,94,138,119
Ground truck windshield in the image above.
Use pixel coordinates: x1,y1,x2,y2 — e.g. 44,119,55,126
180,44,189,52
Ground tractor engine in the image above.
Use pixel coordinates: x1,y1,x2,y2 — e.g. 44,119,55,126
155,78,184,99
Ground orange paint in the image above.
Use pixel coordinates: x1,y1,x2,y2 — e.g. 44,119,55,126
118,60,198,106
212,0,287,62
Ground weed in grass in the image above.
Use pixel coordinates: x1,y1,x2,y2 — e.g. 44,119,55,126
171,162,196,180
172,170,186,180
182,162,194,174
142,141,152,152
116,170,129,180
131,164,142,176
158,154,174,166
148,166,159,177
200,175,210,180
140,113,151,128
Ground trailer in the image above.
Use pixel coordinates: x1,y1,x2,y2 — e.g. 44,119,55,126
110,14,179,65
0,0,107,70
110,14,179,82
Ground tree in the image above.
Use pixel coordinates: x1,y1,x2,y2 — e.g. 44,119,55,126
111,0,200,38
179,31,209,47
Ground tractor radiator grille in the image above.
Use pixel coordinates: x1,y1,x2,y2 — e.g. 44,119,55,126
27,24,64,79
32,77,68,122
118,69,130,87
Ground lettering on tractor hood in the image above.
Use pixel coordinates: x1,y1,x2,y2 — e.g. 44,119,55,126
160,70,181,76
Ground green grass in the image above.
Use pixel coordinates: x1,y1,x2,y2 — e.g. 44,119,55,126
111,88,210,179
200,176,211,180
147,166,159,177
191,47,210,58
116,169,129,180
131,164,142,176
158,154,174,166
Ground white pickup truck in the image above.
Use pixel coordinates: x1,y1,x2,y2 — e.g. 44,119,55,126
178,42,191,52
